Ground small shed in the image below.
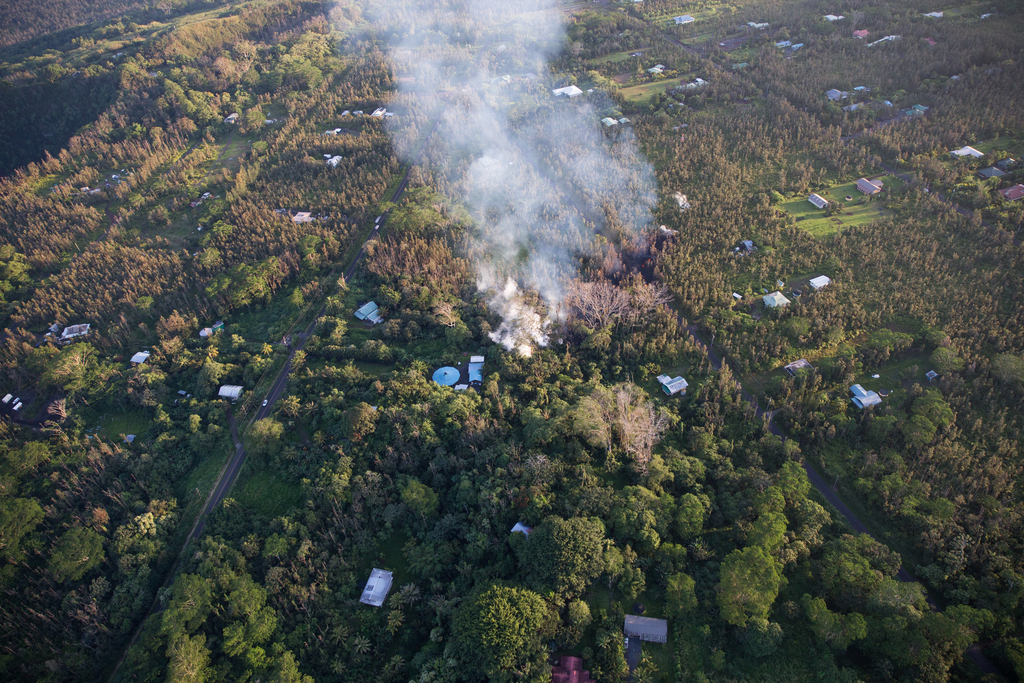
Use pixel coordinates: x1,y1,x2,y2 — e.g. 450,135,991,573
808,193,828,209
218,385,243,401
224,113,239,124
673,15,695,24
359,568,393,607
925,370,939,382
809,275,832,290
624,615,668,643
131,351,151,364
511,522,532,535
292,212,314,223
763,291,791,308
741,240,755,252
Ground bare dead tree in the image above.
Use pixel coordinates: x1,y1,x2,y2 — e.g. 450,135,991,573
565,279,630,329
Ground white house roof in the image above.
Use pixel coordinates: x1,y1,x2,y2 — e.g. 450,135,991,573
663,376,689,395
2,394,12,404
199,327,214,337
808,193,828,209
673,15,694,24
61,323,90,339
624,615,669,643
850,384,882,408
809,275,832,290
327,155,343,167
656,374,673,384
601,117,619,127
470,355,485,363
511,522,532,535
131,351,151,364
359,568,394,607
785,358,813,375
763,291,791,307
823,14,844,21
552,85,583,97
293,212,314,222
951,146,983,158
922,11,943,18
218,385,243,399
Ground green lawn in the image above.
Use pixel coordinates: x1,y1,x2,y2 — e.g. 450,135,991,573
618,77,684,102
780,177,903,237
93,410,153,441
587,49,648,65
232,470,304,517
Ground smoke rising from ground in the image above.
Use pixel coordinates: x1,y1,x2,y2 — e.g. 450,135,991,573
345,0,658,353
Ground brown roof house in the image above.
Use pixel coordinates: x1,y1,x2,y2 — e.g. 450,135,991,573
1000,184,1024,202
857,177,883,195
551,655,595,683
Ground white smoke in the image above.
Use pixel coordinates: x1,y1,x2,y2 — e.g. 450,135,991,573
341,0,658,354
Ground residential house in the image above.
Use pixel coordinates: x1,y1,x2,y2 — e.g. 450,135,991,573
850,384,882,408
825,89,847,101
922,11,943,18
326,155,343,167
60,324,90,341
218,385,243,401
808,193,829,209
785,359,814,376
552,656,596,683
951,146,984,158
130,351,151,365
925,370,939,382
857,178,883,195
354,301,384,324
748,22,769,29
979,167,1007,179
867,35,900,47
995,158,1016,172
823,14,845,21
293,212,314,223
552,85,583,97
673,15,695,24
658,375,689,396
359,568,394,607
854,86,870,92
511,522,532,535
843,103,862,112
853,29,869,38
468,355,485,385
741,240,755,252
647,64,665,74
624,616,669,644
809,275,832,290
601,117,619,127
224,113,239,124
371,107,387,118
618,117,631,125
775,40,792,48
1000,184,1024,202
763,291,791,308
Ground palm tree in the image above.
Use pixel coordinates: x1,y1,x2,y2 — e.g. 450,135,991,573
331,658,346,675
329,624,349,646
386,609,405,635
351,635,371,656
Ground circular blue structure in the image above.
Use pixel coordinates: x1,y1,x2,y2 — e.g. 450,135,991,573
432,367,460,386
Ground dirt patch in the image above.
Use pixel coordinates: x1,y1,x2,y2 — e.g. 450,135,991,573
718,36,745,51
612,73,631,84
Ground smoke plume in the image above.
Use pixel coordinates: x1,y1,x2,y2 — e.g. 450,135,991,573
342,0,658,353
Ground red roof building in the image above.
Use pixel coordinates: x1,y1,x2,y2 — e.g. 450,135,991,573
853,30,869,38
551,655,596,683
1001,184,1024,202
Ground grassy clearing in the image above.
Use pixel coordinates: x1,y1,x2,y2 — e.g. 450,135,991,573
232,470,304,517
618,77,684,102
91,410,153,441
780,177,903,237
587,49,648,65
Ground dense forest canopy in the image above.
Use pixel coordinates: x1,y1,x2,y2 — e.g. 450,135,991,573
0,0,1022,682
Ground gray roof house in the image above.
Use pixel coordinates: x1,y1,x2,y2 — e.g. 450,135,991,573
808,193,828,209
978,167,1007,179
857,178,882,195
359,568,394,607
624,615,668,643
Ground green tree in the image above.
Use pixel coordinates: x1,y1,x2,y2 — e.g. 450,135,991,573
666,572,697,617
717,546,786,627
48,527,104,583
452,583,555,682
400,477,439,518
518,516,606,598
0,497,44,560
247,418,284,460
344,402,378,442
162,574,214,637
802,595,867,650
166,633,211,683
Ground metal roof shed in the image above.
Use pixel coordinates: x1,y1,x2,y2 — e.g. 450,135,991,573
624,615,668,643
218,385,243,400
360,568,393,607
131,351,151,364
809,275,831,290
